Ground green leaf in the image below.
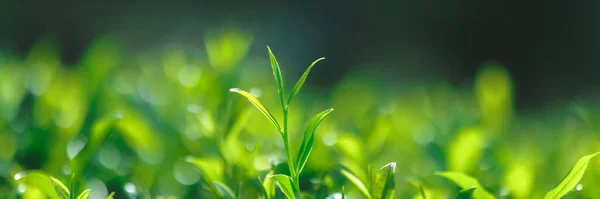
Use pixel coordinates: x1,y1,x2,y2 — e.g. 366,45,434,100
260,171,276,199
341,186,346,199
76,189,91,199
340,169,371,199
69,174,75,199
267,174,298,199
71,114,120,177
286,57,325,107
436,172,496,199
15,172,68,199
106,192,115,199
372,162,396,199
185,156,224,182
229,88,282,134
214,182,236,199
295,108,333,174
456,187,477,199
266,46,286,108
544,151,600,199
50,176,70,199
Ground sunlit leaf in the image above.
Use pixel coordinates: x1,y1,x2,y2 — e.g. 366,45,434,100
372,162,396,199
106,192,115,199
448,127,484,173
78,35,122,93
204,27,252,71
456,187,477,199
267,174,298,199
15,172,66,199
286,57,325,107
229,88,282,133
474,62,513,133
295,108,334,174
185,156,224,182
544,152,600,199
76,189,91,199
340,169,371,199
214,182,236,199
71,114,119,178
503,162,534,199
260,171,276,199
436,172,496,199
266,46,285,108
50,177,69,199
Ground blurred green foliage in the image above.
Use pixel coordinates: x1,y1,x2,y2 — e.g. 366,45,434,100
0,28,600,199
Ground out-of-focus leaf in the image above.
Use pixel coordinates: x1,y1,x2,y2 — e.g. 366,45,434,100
448,127,484,173
544,152,600,199
372,162,396,199
106,192,115,199
70,114,119,178
214,182,236,199
408,180,427,199
436,172,496,199
295,108,334,174
15,171,60,199
267,174,298,199
15,171,69,199
114,111,163,164
266,46,285,108
229,88,282,133
503,162,534,199
474,62,513,133
204,27,252,71
78,35,122,93
185,156,224,182
0,64,26,121
336,135,365,165
340,169,371,199
286,57,325,106
456,187,477,199
366,114,392,156
25,38,60,96
76,189,91,199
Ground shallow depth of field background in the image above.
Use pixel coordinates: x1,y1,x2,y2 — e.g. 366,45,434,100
1,1,600,199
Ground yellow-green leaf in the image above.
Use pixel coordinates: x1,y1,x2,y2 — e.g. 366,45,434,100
106,192,115,199
260,171,276,199
14,172,69,199
266,46,286,108
544,152,600,199
50,176,69,199
76,189,91,199
286,57,325,106
295,108,333,175
71,114,119,178
214,182,236,199
340,169,371,199
267,174,297,199
372,162,396,199
229,88,282,134
185,156,224,182
436,172,496,199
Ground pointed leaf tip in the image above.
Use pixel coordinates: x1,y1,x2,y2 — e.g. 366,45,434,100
286,57,327,106
295,108,334,174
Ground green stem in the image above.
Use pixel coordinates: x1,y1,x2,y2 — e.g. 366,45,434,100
283,107,302,194
283,109,295,177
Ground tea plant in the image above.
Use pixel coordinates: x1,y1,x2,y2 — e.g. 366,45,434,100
229,46,333,198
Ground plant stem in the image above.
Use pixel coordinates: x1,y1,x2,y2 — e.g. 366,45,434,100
283,107,302,193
